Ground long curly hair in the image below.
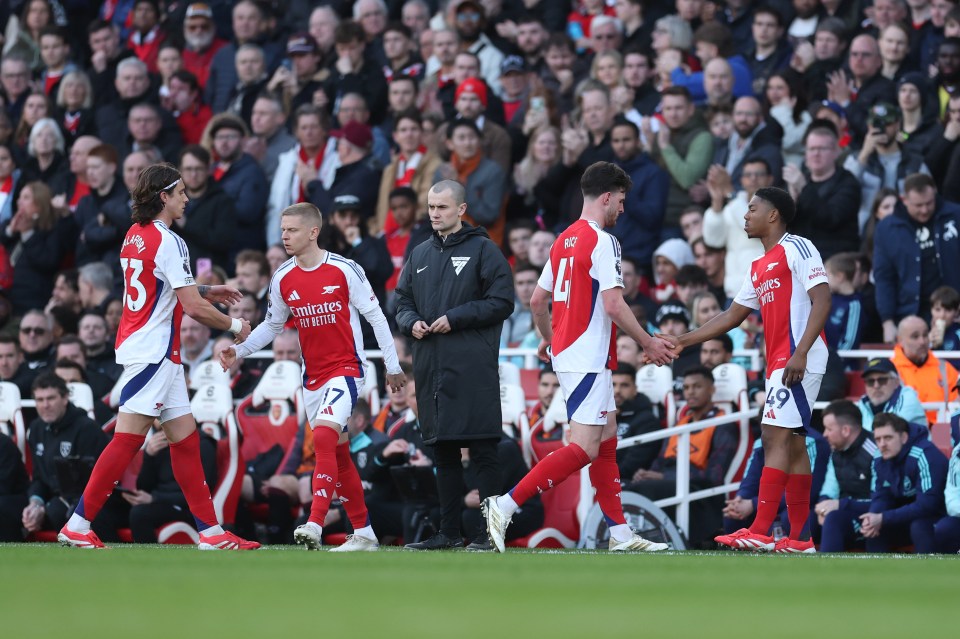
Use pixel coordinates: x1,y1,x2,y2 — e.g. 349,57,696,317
131,163,181,224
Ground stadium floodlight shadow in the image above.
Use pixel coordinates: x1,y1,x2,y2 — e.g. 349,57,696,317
580,492,686,551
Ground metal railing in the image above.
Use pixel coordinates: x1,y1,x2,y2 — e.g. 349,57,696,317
616,408,755,536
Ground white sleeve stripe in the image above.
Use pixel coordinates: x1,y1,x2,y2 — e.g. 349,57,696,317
785,235,812,260
330,254,366,281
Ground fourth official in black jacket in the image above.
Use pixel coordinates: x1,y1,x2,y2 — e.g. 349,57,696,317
395,180,514,549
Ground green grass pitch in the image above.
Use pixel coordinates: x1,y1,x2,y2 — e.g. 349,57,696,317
2,544,956,639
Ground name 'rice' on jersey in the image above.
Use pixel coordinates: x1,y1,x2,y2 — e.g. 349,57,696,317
537,219,624,373
733,233,829,376
115,220,195,366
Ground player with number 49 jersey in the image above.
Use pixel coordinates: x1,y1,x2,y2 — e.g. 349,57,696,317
115,219,193,366
537,219,624,373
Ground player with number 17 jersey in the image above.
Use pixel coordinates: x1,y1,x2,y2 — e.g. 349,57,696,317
537,219,624,374
114,219,194,365
233,252,399,393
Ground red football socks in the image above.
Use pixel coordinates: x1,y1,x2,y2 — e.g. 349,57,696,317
169,430,220,531
785,473,813,540
307,427,340,526
335,442,370,529
588,438,627,526
74,432,145,522
509,443,591,507
749,466,788,536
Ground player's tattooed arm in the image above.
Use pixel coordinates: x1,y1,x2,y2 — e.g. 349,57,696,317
196,285,243,306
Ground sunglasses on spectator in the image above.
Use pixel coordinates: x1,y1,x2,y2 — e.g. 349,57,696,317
864,376,891,387
20,326,47,335
456,12,481,22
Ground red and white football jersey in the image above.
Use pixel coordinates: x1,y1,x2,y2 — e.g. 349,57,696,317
537,219,624,373
254,253,381,390
115,220,195,365
734,233,829,376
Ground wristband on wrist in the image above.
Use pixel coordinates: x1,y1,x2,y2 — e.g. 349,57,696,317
229,318,243,335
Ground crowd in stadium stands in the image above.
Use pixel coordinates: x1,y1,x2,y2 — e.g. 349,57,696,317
2,0,960,552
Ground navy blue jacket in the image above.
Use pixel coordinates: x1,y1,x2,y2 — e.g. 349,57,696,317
873,198,960,322
612,151,669,266
871,423,948,525
216,153,268,256
738,426,830,510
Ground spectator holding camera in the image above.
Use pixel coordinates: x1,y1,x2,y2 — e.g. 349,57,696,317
843,103,929,232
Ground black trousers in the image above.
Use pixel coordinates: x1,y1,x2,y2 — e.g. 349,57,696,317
45,493,129,542
0,494,28,541
433,439,499,540
129,502,195,543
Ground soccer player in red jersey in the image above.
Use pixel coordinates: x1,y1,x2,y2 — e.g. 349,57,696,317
660,187,831,553
59,163,260,550
221,203,405,551
482,161,677,553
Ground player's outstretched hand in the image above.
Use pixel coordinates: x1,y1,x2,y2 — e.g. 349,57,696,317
429,315,451,334
206,285,243,306
412,320,430,340
219,346,237,372
386,372,406,393
781,352,806,387
537,339,551,363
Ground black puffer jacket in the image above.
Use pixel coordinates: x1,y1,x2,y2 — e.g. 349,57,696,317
395,223,514,445
27,404,108,501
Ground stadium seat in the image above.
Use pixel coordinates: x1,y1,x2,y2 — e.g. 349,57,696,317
0,381,26,464
237,361,306,458
66,382,96,420
500,383,532,467
498,361,521,387
845,371,865,400
107,375,124,410
540,391,568,439
526,393,569,468
235,362,304,525
519,368,540,402
507,468,584,549
931,422,953,459
188,360,232,390
363,360,381,416
710,363,752,488
636,364,676,426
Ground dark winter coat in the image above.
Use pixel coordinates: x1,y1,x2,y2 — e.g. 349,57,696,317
27,404,108,502
871,422,948,525
395,224,514,445
215,153,267,256
74,179,132,267
873,197,960,322
790,167,861,260
174,182,236,270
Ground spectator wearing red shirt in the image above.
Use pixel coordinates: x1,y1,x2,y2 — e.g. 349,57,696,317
181,3,226,90
126,0,167,74
383,187,419,294
166,70,211,145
